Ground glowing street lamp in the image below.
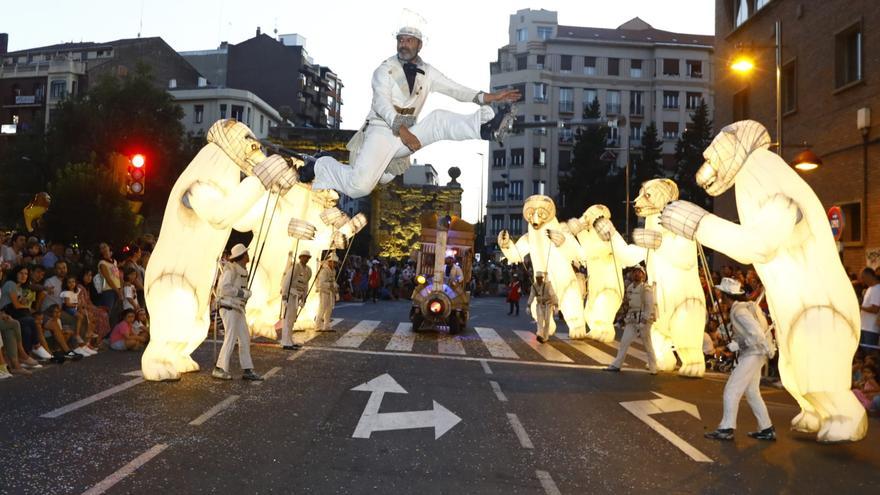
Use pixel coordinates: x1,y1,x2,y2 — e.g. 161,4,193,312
791,149,823,171
730,56,755,74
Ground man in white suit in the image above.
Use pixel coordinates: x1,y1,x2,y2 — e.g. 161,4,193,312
304,23,520,198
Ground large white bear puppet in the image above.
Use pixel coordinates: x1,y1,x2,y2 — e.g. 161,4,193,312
597,179,707,377
142,119,298,381
660,120,867,442
498,195,587,338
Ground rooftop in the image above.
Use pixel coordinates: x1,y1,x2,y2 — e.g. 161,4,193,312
553,17,713,47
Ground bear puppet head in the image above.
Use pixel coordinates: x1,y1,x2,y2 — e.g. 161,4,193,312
634,179,679,217
206,119,268,176
523,195,556,230
696,119,772,197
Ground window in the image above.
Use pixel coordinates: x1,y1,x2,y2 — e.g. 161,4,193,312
71,80,78,96
559,121,573,144
559,87,574,113
492,182,506,202
663,91,679,109
686,60,703,78
532,180,546,195
630,91,644,115
509,216,524,235
491,215,505,236
630,59,642,78
757,0,772,9
516,28,528,42
631,123,643,143
735,0,749,28
220,104,227,119
584,89,598,108
584,56,597,75
231,105,244,121
509,181,524,201
533,115,547,135
49,80,66,99
686,92,702,110
662,58,680,76
607,124,619,144
512,83,526,102
835,23,862,88
608,58,620,76
247,107,252,126
511,148,525,166
560,55,572,72
260,114,265,134
733,87,749,121
513,114,525,135
492,150,506,168
782,60,797,113
194,104,204,124
606,90,621,114
536,54,545,69
662,122,680,140
839,201,863,243
533,147,547,167
558,151,571,171
516,54,527,71
533,83,548,102
538,26,553,40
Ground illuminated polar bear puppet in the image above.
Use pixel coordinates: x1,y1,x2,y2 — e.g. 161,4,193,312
142,119,299,381
660,120,866,442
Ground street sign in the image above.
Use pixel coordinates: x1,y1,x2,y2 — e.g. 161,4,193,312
828,206,845,241
351,373,461,439
619,392,712,463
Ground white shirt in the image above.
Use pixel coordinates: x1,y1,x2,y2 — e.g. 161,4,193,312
60,290,79,307
860,284,880,333
123,284,137,310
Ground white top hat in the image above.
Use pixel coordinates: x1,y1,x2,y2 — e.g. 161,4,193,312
715,277,744,295
299,250,312,258
230,243,248,260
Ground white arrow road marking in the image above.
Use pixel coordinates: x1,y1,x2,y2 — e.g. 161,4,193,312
351,373,461,439
619,392,712,463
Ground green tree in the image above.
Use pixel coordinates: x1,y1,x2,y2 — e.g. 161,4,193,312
44,162,137,247
674,99,714,207
558,98,610,220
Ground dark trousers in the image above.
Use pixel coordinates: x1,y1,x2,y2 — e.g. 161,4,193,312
508,300,519,315
860,330,880,347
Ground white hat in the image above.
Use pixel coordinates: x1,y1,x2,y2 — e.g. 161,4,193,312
715,277,744,295
299,250,312,258
230,243,248,260
327,252,339,263
396,9,426,41
535,271,545,278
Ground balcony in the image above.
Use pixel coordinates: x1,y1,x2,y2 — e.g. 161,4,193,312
533,96,548,104
558,101,574,114
559,130,574,145
629,104,644,116
4,94,45,107
606,103,621,115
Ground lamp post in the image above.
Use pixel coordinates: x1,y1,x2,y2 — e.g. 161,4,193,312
476,152,485,253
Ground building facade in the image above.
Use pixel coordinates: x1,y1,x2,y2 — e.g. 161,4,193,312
170,86,282,139
486,9,713,246
713,0,880,272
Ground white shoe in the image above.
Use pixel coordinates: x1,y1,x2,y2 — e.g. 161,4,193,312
74,347,92,357
79,346,97,356
32,346,52,360
22,360,43,369
0,369,12,379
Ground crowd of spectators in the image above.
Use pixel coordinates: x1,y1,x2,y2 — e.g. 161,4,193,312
0,232,152,380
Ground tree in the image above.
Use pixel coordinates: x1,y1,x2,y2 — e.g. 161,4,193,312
558,98,610,220
44,162,138,247
674,99,714,208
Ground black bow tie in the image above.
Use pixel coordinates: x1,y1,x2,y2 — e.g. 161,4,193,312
402,62,424,94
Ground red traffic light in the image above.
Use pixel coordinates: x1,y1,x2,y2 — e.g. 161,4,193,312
131,154,145,168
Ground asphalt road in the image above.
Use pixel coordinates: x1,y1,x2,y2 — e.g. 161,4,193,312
1,296,878,494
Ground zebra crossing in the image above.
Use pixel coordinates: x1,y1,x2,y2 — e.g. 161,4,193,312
299,318,652,368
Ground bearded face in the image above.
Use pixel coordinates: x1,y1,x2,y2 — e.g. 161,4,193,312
696,120,771,197
523,195,556,230
206,119,267,175
634,179,679,217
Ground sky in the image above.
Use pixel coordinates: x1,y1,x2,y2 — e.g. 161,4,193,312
4,0,715,222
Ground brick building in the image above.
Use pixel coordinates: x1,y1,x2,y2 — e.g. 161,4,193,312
714,0,880,272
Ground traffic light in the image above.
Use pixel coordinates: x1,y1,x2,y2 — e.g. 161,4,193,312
127,153,146,199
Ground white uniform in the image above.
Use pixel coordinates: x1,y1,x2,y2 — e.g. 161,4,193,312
611,281,658,372
528,281,558,341
316,264,338,331
280,262,312,346
313,55,491,198
216,262,253,372
719,301,773,431
444,263,463,287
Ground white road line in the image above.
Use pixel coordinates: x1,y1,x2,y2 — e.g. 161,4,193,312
506,413,534,449
479,359,493,375
606,340,648,363
535,470,562,495
437,334,466,355
81,443,169,495
474,327,520,359
252,366,281,386
335,302,364,307
385,322,415,352
514,331,574,363
556,335,615,365
189,395,240,426
41,377,145,419
287,348,309,361
489,380,508,402
333,320,381,348
121,370,143,377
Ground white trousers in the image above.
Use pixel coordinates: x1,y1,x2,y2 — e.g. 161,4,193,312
313,108,486,198
316,292,335,330
611,320,658,372
719,353,772,430
216,308,253,371
281,293,304,346
535,304,553,340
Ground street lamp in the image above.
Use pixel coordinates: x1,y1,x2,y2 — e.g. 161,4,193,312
476,152,485,252
791,149,823,171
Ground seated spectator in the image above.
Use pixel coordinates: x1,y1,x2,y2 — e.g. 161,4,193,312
121,268,140,311
28,265,49,312
132,308,150,342
0,265,50,362
23,240,43,266
42,241,65,270
852,363,879,412
79,269,111,345
109,309,146,351
42,304,92,358
0,309,33,375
